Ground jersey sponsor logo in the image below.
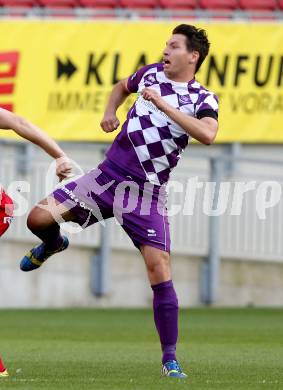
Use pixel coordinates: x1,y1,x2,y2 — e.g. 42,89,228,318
137,93,170,120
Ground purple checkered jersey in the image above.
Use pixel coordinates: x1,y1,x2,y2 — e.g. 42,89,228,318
106,63,218,186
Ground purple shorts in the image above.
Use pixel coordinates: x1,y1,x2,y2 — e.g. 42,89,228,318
52,159,171,253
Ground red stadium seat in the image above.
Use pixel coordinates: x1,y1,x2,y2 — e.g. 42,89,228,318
199,0,238,10
239,0,277,10
38,0,78,7
120,0,157,9
78,0,117,7
0,0,37,7
159,0,197,9
278,0,283,9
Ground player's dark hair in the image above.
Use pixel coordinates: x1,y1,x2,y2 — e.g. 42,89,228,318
172,24,210,73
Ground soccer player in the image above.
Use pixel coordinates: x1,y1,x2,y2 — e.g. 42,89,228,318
0,107,72,238
0,357,8,378
20,24,219,378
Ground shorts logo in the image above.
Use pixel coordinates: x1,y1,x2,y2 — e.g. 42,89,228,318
61,186,93,212
3,216,13,225
147,228,156,237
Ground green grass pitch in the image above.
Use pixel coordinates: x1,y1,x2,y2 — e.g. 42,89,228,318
0,308,283,389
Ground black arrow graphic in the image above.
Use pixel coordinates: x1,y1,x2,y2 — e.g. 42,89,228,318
56,57,78,81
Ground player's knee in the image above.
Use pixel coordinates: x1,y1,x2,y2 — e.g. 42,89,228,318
27,206,57,233
26,211,38,233
146,251,170,275
26,208,46,232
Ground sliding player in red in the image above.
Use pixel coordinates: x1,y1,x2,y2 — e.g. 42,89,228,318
0,107,72,377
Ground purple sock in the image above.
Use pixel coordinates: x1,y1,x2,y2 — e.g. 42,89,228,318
151,280,179,364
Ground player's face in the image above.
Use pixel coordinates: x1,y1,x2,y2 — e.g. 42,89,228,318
163,34,198,79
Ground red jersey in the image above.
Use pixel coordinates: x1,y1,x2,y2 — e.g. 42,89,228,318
0,189,14,237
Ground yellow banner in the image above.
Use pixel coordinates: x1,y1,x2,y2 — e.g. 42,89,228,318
0,21,283,142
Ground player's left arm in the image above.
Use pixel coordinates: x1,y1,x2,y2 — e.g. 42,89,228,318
141,88,218,145
0,107,72,180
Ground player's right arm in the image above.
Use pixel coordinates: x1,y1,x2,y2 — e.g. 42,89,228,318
0,107,72,180
100,79,131,133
